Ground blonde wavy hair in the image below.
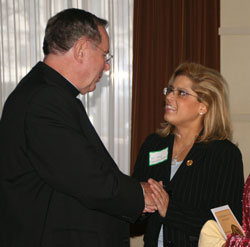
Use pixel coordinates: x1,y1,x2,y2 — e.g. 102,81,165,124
157,62,232,142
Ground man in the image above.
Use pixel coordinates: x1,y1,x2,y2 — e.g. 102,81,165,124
0,8,159,247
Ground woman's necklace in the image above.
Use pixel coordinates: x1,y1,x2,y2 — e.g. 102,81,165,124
172,133,197,166
172,141,193,166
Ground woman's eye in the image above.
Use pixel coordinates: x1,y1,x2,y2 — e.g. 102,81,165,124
178,90,187,96
169,88,174,94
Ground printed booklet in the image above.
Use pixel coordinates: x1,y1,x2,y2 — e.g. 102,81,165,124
211,205,245,239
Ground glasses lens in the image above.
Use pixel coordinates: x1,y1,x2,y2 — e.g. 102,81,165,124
164,87,174,95
106,54,113,63
168,87,174,95
177,89,187,97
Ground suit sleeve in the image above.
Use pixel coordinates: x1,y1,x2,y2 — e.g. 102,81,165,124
24,86,144,223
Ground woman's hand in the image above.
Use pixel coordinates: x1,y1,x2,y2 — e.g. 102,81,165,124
148,178,169,217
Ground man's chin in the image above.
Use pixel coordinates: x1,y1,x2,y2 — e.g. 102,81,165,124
80,84,96,95
88,84,97,93
91,84,97,91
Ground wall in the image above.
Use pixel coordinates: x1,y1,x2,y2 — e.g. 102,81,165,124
220,0,250,179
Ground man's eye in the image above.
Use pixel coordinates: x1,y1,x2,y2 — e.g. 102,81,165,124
178,90,188,96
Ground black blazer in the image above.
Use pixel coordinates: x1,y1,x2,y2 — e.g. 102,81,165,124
0,62,144,247
132,133,244,247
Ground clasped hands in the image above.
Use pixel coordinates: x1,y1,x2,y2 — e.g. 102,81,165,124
140,178,169,217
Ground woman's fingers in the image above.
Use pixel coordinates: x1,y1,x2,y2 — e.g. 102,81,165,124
147,179,169,217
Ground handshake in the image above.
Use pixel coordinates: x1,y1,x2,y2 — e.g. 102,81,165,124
140,178,169,217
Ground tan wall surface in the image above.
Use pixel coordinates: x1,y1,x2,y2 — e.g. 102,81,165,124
220,0,250,179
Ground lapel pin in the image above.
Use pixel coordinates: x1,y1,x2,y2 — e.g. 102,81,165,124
186,160,193,166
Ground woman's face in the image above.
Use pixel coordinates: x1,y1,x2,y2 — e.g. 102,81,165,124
164,75,206,129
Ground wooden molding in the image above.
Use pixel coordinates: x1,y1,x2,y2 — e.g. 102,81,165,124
219,27,250,36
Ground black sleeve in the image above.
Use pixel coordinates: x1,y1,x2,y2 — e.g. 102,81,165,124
24,86,144,222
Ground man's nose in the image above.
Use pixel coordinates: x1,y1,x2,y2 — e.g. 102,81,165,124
104,62,110,71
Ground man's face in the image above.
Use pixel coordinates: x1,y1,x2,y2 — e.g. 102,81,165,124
78,25,111,95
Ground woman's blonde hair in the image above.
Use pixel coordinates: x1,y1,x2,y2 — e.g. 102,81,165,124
157,62,232,142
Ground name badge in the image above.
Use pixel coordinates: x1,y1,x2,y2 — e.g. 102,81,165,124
149,147,168,166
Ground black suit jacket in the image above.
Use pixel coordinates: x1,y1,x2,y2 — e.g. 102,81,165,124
132,133,244,247
0,62,144,247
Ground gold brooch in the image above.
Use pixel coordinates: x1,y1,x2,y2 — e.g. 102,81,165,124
186,160,193,166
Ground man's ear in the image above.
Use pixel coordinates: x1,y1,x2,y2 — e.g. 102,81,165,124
73,39,88,62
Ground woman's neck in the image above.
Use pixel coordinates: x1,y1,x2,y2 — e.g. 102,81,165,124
174,126,202,143
172,127,201,162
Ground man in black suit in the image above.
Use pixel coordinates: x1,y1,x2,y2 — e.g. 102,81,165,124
0,8,160,247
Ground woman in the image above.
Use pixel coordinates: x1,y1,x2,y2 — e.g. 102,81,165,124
132,62,244,246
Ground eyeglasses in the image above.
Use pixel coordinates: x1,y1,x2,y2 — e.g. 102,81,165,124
90,42,113,63
163,86,200,100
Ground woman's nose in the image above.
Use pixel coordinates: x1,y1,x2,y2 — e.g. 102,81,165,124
165,91,175,100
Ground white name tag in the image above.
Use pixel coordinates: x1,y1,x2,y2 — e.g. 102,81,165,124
149,147,168,166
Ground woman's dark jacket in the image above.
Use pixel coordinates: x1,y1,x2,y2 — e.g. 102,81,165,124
132,133,244,247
